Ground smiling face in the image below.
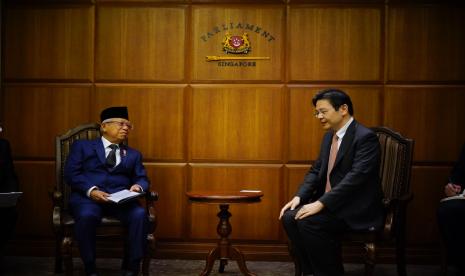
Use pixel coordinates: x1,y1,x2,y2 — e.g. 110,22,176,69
314,99,349,131
101,118,132,144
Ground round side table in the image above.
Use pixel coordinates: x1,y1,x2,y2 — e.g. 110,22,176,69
186,190,264,276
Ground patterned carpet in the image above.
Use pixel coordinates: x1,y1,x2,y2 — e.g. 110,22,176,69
0,256,444,276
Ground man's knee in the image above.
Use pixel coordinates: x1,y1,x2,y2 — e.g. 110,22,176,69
129,207,147,223
281,210,297,229
74,210,100,225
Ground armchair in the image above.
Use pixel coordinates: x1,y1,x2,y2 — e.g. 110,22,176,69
291,126,414,276
52,123,158,275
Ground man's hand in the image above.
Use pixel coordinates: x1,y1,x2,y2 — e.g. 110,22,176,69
294,201,324,220
445,183,462,197
90,189,110,202
279,196,301,220
130,184,142,193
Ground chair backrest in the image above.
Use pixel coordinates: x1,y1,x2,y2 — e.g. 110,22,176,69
55,123,101,213
371,127,414,236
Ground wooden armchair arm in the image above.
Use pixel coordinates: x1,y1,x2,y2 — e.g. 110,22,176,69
382,192,413,237
143,190,159,232
51,190,63,228
145,190,159,202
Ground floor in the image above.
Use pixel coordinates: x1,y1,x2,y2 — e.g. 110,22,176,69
0,256,446,276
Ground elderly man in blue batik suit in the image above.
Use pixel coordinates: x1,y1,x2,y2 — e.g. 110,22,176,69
65,106,148,276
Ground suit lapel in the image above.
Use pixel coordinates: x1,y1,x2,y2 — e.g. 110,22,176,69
93,139,106,165
321,132,333,175
333,120,357,168
118,144,128,169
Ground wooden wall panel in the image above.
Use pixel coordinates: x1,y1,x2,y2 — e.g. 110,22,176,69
406,166,450,244
384,87,465,162
2,85,92,158
94,85,185,161
191,6,284,81
288,7,382,81
14,162,55,238
190,85,284,161
4,6,94,81
288,86,382,161
96,6,186,82
388,6,465,82
146,164,186,239
188,164,282,240
285,164,310,202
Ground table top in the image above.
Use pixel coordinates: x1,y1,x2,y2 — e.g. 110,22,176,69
186,190,263,204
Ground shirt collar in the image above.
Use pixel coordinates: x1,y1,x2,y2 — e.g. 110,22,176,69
101,136,117,148
335,117,354,140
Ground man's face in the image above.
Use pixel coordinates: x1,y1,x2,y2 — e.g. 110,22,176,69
101,118,132,143
314,99,348,131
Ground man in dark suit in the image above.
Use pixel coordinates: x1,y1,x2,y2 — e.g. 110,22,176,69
437,143,465,275
279,89,384,276
65,107,149,276
0,127,20,264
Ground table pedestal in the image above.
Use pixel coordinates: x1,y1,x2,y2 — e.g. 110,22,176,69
200,204,256,276
186,190,263,276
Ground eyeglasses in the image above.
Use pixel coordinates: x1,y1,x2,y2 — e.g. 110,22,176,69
313,109,330,118
105,120,133,130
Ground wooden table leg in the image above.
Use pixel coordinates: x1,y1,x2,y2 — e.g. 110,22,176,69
231,246,257,276
200,203,257,276
200,246,220,276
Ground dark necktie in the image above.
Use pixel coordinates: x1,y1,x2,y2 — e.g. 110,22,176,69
325,134,339,192
106,144,118,168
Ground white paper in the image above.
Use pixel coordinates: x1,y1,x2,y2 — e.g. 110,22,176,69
0,192,23,207
240,190,262,193
107,189,142,204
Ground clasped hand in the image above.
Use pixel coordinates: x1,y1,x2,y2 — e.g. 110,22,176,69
445,183,462,197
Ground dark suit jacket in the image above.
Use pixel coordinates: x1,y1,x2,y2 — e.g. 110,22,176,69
64,138,149,205
296,120,384,231
0,138,19,193
450,143,465,187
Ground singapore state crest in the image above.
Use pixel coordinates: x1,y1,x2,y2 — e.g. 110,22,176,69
222,32,251,54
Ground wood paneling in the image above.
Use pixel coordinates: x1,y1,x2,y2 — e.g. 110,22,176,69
188,164,282,240
190,85,284,161
388,6,465,82
384,87,465,162
146,163,186,239
14,161,55,238
2,85,92,158
4,6,94,81
288,7,382,81
285,165,311,202
288,86,382,161
96,6,186,82
94,85,185,161
191,6,284,81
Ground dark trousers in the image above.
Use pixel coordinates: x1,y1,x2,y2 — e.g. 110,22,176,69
282,206,348,276
71,201,148,274
437,199,465,274
0,207,17,259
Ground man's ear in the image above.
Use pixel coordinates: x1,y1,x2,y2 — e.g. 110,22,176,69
340,104,349,115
